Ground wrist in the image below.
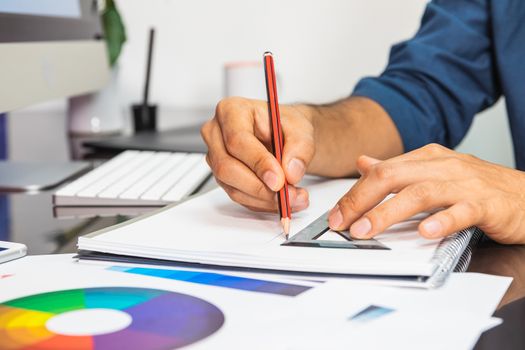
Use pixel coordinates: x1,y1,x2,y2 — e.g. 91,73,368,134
287,103,325,146
286,103,317,124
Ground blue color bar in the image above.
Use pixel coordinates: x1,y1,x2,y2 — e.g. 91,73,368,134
108,266,311,297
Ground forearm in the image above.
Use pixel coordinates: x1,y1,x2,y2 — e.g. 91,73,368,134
294,97,403,177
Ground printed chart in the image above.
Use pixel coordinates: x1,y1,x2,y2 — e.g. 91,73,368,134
108,266,312,297
0,287,224,349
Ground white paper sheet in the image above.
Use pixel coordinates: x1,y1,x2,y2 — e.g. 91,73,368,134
79,179,450,277
0,255,331,350
267,272,511,350
0,255,511,350
298,272,512,318
276,310,502,350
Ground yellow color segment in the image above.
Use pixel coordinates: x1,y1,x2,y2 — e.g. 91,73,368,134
0,305,55,349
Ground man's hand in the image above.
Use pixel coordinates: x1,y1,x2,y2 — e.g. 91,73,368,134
201,97,315,212
328,144,525,244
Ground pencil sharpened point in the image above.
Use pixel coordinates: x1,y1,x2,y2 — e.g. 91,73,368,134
281,218,290,238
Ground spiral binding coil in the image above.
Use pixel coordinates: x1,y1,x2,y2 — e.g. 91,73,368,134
454,228,483,272
426,227,483,288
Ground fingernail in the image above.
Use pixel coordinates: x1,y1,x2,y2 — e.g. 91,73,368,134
329,205,339,216
350,217,372,238
287,158,305,180
262,171,279,191
422,220,442,237
292,190,309,211
328,206,343,229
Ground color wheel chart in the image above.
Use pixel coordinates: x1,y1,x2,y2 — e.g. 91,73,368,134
0,287,224,350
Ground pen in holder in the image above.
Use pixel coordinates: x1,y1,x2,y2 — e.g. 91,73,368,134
133,27,157,133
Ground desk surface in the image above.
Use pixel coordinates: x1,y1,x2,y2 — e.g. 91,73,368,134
2,103,525,349
2,190,525,349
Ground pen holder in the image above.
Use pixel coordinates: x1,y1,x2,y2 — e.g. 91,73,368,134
132,104,157,132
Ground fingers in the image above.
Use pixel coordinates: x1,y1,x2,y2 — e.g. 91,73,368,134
217,179,309,213
356,155,381,175
281,115,315,185
326,143,523,243
355,143,458,176
328,153,472,230
217,179,277,212
224,130,285,191
384,143,454,163
203,120,276,200
330,145,486,240
419,201,483,239
329,158,454,231
202,106,310,212
203,97,316,213
215,99,284,191
208,155,275,202
347,181,457,239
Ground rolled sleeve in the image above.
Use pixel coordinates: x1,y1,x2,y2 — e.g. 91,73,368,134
352,0,501,151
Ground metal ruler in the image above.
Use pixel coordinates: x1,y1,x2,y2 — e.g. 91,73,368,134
281,211,390,250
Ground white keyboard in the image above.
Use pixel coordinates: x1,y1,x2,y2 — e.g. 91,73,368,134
53,150,211,206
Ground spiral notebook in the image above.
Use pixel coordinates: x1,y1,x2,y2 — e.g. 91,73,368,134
78,178,481,288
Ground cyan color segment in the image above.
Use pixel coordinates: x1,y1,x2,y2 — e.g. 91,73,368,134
85,287,164,310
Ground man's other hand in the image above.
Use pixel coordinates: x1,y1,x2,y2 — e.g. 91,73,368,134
328,144,525,244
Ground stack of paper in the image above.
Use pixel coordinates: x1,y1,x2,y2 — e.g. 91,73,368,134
0,255,511,349
79,179,475,287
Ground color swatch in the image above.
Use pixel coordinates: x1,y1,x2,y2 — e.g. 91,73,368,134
349,305,395,324
109,266,311,297
0,287,224,349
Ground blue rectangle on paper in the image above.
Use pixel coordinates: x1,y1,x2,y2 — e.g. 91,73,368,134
349,305,395,323
108,266,311,297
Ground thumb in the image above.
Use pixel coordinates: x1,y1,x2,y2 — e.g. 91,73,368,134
281,132,315,185
356,155,382,175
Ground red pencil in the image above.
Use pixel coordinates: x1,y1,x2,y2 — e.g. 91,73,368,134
263,52,291,238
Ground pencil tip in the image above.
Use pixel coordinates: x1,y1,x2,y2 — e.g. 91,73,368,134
281,218,290,238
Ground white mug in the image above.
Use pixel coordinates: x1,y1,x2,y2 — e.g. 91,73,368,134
224,61,281,100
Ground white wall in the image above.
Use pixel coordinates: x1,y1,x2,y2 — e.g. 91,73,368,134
8,0,515,168
115,0,514,167
117,0,428,106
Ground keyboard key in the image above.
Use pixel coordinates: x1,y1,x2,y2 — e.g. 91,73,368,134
119,153,186,200
76,152,155,198
98,152,172,199
53,150,211,206
55,151,138,197
162,157,210,202
140,154,204,201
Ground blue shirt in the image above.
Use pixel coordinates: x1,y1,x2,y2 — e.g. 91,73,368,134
353,0,525,169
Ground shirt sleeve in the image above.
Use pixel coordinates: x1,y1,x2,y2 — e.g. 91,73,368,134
352,0,501,151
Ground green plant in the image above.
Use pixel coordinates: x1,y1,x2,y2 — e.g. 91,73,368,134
102,0,126,66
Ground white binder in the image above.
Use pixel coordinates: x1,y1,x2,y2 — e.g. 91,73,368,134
78,178,482,288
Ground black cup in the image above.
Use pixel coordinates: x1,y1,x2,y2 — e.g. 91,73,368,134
132,104,157,132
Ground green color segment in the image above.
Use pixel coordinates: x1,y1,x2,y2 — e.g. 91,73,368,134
4,289,86,314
